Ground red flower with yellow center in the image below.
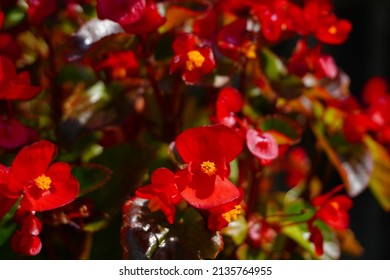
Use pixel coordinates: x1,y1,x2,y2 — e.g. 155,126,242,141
6,140,79,212
175,125,243,209
169,33,215,85
311,185,352,231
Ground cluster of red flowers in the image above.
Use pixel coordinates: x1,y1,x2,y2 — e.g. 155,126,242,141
0,0,366,259
0,141,79,255
343,77,390,146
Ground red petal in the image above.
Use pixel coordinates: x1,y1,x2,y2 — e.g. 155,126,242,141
0,55,17,81
122,0,165,34
21,162,79,211
8,140,55,194
11,231,42,256
308,223,324,256
218,87,244,113
96,0,146,26
0,118,30,149
182,69,203,85
151,168,175,185
175,124,243,164
181,173,241,209
217,18,247,60
21,213,42,236
172,33,195,54
199,47,216,74
362,77,388,106
312,184,344,206
246,129,279,161
169,54,186,74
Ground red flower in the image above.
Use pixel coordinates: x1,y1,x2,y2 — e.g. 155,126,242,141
362,77,388,106
135,168,182,224
0,118,38,149
6,140,79,211
285,147,310,188
93,50,140,79
215,87,244,128
343,112,375,143
292,1,351,45
0,165,18,219
312,185,352,231
314,15,352,45
26,0,57,24
253,0,299,43
0,56,42,100
288,40,338,79
121,0,165,34
207,189,244,231
96,0,146,26
246,128,279,163
217,19,257,61
247,214,278,248
0,11,4,29
11,211,42,256
175,125,243,209
169,33,215,85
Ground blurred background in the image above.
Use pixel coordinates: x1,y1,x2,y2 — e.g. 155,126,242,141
332,0,390,259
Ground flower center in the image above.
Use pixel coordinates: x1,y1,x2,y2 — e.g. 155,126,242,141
328,25,337,35
222,205,242,223
244,43,257,59
186,50,205,71
34,174,52,191
200,160,217,176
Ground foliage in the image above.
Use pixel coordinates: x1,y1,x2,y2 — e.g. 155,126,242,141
0,0,388,259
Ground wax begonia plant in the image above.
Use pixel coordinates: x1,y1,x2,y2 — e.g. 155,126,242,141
0,0,388,260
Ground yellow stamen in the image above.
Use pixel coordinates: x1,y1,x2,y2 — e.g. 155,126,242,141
186,50,205,71
330,201,340,211
35,174,52,191
200,161,217,176
328,25,337,35
222,205,242,223
245,44,257,59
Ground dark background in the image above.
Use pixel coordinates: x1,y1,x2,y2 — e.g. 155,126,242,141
332,0,390,259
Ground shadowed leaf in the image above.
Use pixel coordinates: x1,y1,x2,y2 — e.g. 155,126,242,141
121,198,223,259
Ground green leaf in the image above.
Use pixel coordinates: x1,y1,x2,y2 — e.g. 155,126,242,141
0,200,20,247
159,5,205,33
282,225,315,254
82,212,110,233
260,48,287,81
80,33,135,63
72,163,112,197
312,124,373,197
261,115,303,145
121,198,223,259
364,136,390,211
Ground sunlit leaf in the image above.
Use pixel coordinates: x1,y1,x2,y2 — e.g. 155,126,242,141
68,19,126,61
364,136,390,211
82,212,110,232
62,81,110,125
337,229,364,257
312,124,373,197
121,198,223,259
80,32,135,63
260,48,287,81
221,215,248,245
159,6,203,33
